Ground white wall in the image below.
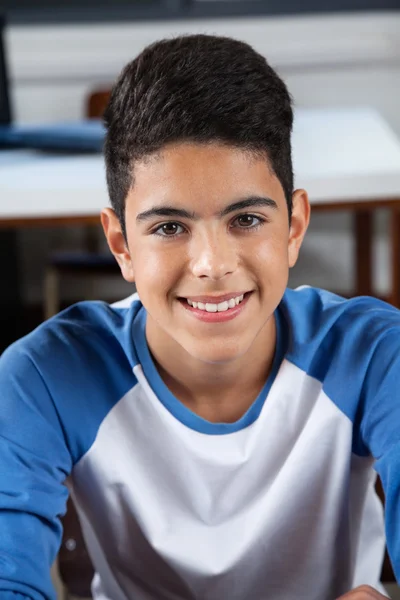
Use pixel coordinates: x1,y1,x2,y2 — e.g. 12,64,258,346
5,11,400,304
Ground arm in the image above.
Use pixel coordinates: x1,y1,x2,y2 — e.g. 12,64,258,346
356,331,400,587
0,343,72,599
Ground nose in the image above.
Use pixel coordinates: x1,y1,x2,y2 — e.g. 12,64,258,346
190,229,238,280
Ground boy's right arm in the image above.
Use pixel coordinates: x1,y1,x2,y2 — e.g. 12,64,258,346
0,343,72,600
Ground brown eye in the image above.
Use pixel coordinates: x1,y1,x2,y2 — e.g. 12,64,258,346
162,223,178,235
154,222,185,237
234,215,261,228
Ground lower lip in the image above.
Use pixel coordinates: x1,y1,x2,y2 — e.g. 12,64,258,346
179,293,251,323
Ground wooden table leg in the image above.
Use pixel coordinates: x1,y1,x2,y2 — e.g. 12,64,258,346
390,206,400,308
354,211,373,297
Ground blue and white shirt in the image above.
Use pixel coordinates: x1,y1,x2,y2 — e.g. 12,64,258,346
1,286,399,600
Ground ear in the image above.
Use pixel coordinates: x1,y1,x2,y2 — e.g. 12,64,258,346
288,189,310,268
101,208,135,283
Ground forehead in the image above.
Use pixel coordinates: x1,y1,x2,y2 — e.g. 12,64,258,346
126,142,285,214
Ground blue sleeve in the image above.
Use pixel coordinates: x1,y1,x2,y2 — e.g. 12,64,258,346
0,343,72,600
360,331,400,582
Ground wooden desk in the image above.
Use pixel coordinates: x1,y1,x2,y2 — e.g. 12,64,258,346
292,108,400,306
1,107,400,306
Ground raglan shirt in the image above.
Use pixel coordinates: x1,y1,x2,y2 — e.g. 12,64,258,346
0,286,399,600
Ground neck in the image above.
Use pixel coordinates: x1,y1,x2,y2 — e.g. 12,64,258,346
146,316,277,424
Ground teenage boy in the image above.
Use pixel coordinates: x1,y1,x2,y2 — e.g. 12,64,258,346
0,34,398,600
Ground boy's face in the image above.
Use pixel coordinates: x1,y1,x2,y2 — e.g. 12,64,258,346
102,143,309,364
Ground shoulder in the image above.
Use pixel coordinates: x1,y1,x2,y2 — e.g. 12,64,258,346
1,293,143,464
281,286,400,363
279,287,400,454
7,292,142,360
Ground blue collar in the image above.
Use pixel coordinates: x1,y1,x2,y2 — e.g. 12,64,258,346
132,305,287,435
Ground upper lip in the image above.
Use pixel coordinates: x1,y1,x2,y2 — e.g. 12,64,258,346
181,292,250,303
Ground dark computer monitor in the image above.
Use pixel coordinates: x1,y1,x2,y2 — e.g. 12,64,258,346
0,16,11,126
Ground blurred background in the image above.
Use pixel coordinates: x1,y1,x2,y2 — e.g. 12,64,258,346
0,0,400,596
1,0,400,350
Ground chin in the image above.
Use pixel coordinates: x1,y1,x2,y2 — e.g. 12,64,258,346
187,340,250,365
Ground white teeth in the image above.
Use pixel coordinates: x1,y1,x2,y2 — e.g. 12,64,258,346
205,303,218,313
186,294,246,312
217,301,229,312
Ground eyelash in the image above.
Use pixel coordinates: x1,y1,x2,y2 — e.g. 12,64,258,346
151,214,266,238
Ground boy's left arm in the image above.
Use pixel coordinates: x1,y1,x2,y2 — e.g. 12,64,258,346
357,331,400,587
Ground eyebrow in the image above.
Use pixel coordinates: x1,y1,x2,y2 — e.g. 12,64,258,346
219,197,278,217
136,196,278,223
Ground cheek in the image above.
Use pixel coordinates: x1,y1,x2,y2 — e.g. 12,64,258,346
131,243,184,299
250,230,290,273
246,232,290,304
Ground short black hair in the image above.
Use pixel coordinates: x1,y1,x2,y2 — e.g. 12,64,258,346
104,34,293,238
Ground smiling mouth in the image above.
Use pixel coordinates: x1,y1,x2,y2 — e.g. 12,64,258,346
179,292,251,314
